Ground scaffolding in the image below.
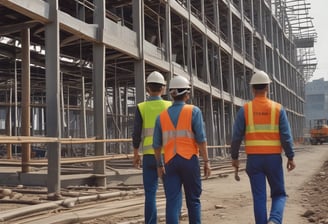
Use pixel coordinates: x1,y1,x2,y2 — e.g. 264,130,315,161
280,0,317,81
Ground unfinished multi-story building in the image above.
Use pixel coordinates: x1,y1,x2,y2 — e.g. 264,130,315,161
0,0,316,194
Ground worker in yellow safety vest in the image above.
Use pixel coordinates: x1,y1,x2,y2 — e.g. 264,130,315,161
132,71,172,224
230,70,296,224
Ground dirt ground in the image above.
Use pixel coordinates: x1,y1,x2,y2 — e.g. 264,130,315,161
195,144,328,224
91,144,328,224
1,144,327,224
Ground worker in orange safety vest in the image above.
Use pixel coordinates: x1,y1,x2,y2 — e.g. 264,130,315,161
153,75,211,224
230,70,296,224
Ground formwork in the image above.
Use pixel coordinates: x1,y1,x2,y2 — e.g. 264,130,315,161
0,0,316,195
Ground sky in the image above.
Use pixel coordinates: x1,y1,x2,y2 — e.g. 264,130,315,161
308,0,328,81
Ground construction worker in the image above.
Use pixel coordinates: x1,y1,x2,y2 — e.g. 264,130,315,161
230,70,296,224
153,75,211,224
132,71,172,224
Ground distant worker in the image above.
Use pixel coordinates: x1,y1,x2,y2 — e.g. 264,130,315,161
230,70,296,224
132,71,172,224
153,75,211,224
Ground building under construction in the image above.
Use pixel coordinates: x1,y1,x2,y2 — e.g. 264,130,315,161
0,0,317,195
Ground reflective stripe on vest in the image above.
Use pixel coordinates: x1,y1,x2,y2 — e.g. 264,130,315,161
138,100,171,154
244,100,282,154
160,104,198,163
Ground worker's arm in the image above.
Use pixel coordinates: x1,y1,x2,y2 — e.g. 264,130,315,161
279,108,295,160
279,107,296,171
153,117,165,178
133,147,141,169
198,141,211,178
132,106,142,168
191,106,211,178
154,147,165,179
231,108,246,161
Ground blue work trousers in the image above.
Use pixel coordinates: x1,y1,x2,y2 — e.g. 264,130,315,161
143,155,159,224
163,154,201,224
246,154,287,224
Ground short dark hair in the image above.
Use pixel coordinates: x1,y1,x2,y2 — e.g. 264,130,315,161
252,84,267,90
171,90,189,100
147,83,164,92
172,94,185,101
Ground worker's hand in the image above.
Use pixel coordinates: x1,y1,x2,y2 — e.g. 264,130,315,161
133,153,141,169
232,159,240,168
287,159,296,172
157,166,165,180
204,162,211,179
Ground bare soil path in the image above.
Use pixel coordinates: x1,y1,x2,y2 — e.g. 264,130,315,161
90,144,328,224
1,144,327,224
196,144,328,224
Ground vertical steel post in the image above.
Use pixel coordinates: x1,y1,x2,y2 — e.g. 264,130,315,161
45,0,61,197
21,28,31,173
93,0,106,187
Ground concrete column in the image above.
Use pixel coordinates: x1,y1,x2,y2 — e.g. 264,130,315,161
228,3,235,99
203,38,215,148
221,100,227,146
240,0,248,99
214,0,220,33
201,0,205,23
80,77,87,139
45,0,61,197
93,0,106,187
21,28,31,173
6,89,12,159
66,86,70,137
80,77,88,156
133,0,146,103
165,1,173,77
217,47,225,146
186,1,194,101
250,0,255,65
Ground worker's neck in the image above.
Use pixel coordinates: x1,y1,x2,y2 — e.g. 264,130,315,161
149,93,162,97
254,92,267,98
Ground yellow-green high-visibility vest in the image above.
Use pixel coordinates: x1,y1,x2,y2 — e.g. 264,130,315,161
138,99,171,155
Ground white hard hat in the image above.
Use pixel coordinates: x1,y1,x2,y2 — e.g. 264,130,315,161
169,75,191,96
249,70,272,85
146,71,166,85
169,75,191,89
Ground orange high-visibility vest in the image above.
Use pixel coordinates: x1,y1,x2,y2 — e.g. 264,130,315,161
159,104,198,163
244,98,282,154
